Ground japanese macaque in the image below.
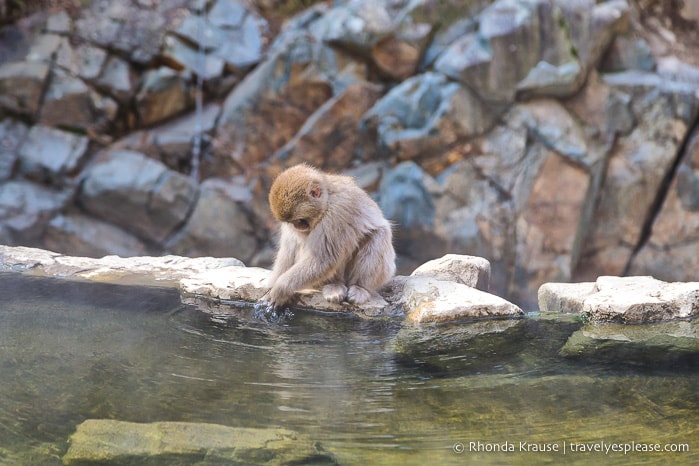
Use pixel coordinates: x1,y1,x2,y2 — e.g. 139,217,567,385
266,164,395,309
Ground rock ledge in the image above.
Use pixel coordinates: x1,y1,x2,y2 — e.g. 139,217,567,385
1,245,523,323
539,276,699,323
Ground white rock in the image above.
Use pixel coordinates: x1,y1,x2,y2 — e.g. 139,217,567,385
538,281,596,314
585,276,699,323
538,276,699,323
0,245,242,287
1,245,524,323
410,253,490,291
180,266,270,302
181,266,388,317
401,276,523,323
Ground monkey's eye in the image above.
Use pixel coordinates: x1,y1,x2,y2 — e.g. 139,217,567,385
291,219,310,231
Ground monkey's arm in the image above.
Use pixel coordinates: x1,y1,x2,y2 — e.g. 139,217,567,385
268,228,351,308
269,224,301,284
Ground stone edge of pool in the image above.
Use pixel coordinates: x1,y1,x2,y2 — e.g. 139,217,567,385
1,244,698,324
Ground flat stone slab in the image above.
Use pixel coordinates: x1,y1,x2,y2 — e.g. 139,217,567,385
1,246,523,323
539,276,699,323
401,276,524,323
180,263,522,322
62,419,332,465
560,319,699,366
180,266,389,318
180,266,271,302
0,245,242,287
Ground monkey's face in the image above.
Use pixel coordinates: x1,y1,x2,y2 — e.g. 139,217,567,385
285,198,323,234
290,218,311,233
269,165,328,234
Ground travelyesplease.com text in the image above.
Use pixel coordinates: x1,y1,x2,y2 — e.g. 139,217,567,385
453,440,690,455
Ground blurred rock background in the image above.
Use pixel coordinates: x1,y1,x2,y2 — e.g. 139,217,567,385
1,0,698,309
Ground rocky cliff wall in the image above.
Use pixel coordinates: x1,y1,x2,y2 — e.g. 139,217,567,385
1,0,698,309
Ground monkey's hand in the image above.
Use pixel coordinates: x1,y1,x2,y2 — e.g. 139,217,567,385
268,278,295,311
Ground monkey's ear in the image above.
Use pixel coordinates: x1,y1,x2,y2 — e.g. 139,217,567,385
308,182,322,199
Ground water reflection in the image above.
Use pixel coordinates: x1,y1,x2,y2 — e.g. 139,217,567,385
0,274,697,465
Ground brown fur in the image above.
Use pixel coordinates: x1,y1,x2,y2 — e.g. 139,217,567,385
267,164,396,308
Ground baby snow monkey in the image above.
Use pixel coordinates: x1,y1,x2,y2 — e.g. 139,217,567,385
265,164,395,310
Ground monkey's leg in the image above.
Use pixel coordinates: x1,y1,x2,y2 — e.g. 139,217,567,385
346,227,395,305
347,285,372,305
322,283,348,303
321,266,347,303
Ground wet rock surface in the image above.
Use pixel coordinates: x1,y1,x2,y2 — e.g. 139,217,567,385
560,319,699,367
1,0,699,311
2,244,698,367
391,318,527,372
2,245,521,323
0,245,242,287
63,419,332,466
539,276,699,323
399,276,523,323
180,252,521,322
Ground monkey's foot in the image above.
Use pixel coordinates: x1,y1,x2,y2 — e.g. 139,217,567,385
322,283,348,303
347,285,372,305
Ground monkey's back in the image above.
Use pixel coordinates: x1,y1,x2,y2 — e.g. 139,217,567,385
325,173,390,234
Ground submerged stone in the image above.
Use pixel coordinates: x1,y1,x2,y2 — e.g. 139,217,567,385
62,419,333,465
560,319,699,367
392,318,523,357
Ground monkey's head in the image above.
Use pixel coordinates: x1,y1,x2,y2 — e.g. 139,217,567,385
269,165,328,234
